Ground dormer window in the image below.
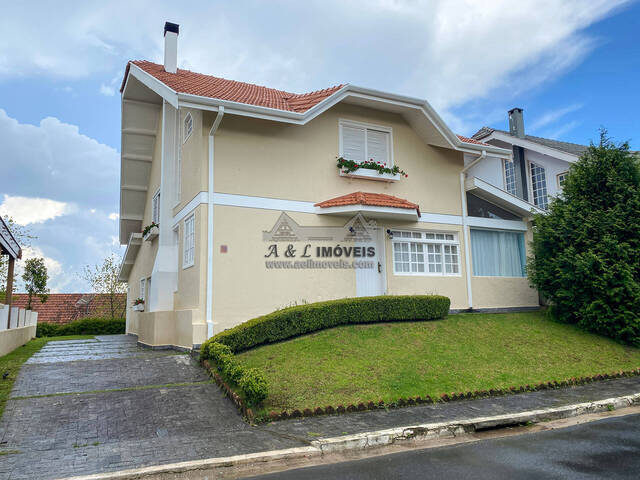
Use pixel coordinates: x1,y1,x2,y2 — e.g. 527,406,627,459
339,119,392,166
183,112,193,143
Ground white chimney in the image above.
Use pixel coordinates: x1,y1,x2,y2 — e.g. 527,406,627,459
164,22,179,73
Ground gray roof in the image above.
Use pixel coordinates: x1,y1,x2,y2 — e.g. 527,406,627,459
472,127,589,157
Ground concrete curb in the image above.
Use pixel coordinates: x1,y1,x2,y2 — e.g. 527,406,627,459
59,393,640,480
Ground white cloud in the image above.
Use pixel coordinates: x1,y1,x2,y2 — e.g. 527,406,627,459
541,120,581,140
108,212,119,220
0,194,74,225
529,104,584,133
0,1,630,110
99,84,115,96
0,109,121,293
16,246,69,293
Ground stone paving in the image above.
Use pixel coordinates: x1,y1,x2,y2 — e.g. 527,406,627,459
1,334,639,479
0,336,304,480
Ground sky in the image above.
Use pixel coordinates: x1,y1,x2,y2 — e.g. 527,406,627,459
0,0,638,293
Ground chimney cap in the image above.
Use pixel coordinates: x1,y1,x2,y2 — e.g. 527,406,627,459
164,22,179,36
508,107,523,114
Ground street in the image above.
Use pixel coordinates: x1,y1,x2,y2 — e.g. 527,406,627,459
246,413,640,479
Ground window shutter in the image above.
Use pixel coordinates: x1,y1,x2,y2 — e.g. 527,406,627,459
367,129,389,164
341,125,366,162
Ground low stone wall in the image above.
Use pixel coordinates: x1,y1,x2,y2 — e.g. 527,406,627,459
0,325,37,357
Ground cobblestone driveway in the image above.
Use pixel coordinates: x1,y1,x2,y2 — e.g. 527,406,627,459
0,336,304,480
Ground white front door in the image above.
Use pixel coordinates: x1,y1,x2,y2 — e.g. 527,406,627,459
356,228,385,297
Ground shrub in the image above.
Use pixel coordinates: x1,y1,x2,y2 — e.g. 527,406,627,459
202,341,269,406
528,132,640,346
207,295,450,353
238,368,268,406
36,318,125,337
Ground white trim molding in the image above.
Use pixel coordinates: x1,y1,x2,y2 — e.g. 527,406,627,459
123,64,512,159
172,192,528,232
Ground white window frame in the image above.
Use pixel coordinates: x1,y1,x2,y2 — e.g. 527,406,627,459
528,161,549,210
151,189,160,225
338,119,394,167
391,230,461,277
139,277,146,302
183,214,195,269
557,171,568,189
503,159,517,195
183,112,193,143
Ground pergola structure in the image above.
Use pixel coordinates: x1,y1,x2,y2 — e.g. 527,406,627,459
1,217,22,328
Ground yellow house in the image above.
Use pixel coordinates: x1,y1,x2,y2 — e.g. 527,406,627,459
118,23,542,350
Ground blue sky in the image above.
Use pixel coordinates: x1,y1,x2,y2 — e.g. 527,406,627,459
0,0,638,292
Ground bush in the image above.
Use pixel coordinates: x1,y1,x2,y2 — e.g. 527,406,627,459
208,295,450,353
238,368,268,405
528,132,640,346
36,318,125,337
202,341,269,406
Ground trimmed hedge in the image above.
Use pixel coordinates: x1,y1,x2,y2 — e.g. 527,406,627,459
208,295,450,353
201,341,268,405
36,318,125,337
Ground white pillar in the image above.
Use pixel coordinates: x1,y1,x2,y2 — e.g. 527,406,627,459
149,101,178,312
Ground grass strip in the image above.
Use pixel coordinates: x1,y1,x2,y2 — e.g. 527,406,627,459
0,336,94,418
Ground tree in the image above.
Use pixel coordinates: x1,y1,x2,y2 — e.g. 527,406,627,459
0,216,36,292
22,257,49,309
527,131,640,346
81,253,127,320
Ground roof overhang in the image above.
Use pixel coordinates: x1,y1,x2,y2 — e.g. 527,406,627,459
465,176,544,218
119,73,162,244
123,63,512,160
118,233,143,282
0,217,21,260
315,204,419,221
480,131,579,163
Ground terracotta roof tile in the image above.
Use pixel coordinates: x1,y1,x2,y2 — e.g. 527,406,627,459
315,192,420,216
123,60,344,113
456,134,490,146
10,293,126,325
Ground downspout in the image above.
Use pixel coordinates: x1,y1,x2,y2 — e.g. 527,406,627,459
206,106,224,338
460,150,487,310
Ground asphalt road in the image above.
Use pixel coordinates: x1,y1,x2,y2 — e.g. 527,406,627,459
245,413,640,479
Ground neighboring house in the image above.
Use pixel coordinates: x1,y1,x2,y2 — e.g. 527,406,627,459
10,293,126,325
118,22,540,350
469,108,588,211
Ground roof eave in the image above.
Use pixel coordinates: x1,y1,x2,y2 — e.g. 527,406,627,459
123,66,510,158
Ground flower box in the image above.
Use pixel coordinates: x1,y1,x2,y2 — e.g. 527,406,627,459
143,225,158,242
339,169,401,182
132,304,145,312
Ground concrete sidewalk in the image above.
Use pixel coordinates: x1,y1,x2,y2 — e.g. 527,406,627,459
0,335,638,480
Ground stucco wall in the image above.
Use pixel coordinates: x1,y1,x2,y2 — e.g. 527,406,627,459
211,103,464,215
466,153,505,190
0,325,37,357
173,107,207,216
212,206,357,333
173,203,207,321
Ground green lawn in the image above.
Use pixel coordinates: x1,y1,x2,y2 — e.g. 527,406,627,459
0,335,94,418
237,311,640,412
